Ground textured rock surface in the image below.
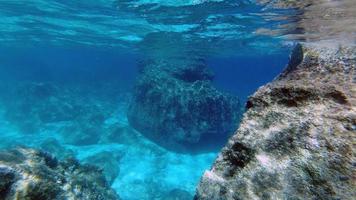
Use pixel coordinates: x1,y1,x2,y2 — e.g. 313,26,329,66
195,44,356,199
128,59,241,153
0,148,119,200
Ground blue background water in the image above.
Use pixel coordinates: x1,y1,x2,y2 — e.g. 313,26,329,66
0,46,288,98
209,54,288,102
0,46,137,87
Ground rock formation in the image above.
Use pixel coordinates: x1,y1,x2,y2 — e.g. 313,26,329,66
0,148,119,200
82,151,122,186
195,44,356,199
127,58,241,153
0,82,118,145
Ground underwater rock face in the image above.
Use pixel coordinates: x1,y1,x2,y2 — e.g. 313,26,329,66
128,59,241,152
195,44,356,199
0,148,119,200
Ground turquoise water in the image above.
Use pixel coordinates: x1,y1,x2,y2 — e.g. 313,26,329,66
0,0,321,199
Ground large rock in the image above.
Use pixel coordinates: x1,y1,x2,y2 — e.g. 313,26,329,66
195,44,356,199
127,59,241,153
0,148,119,200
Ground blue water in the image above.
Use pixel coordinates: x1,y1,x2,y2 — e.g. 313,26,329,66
0,1,293,199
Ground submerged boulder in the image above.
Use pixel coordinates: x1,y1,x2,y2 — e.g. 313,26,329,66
195,44,356,199
0,148,119,200
128,59,241,153
82,151,123,186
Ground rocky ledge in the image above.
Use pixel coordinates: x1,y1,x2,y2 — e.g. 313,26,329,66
128,58,241,153
0,148,119,200
195,44,356,199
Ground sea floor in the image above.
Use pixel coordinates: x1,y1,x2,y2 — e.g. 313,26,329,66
0,81,217,200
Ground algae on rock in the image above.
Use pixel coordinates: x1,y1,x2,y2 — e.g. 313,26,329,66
0,148,120,200
195,44,356,200
128,58,241,153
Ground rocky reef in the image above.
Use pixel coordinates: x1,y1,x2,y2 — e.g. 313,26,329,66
0,82,125,146
195,44,356,199
0,147,119,200
127,58,241,153
0,80,216,199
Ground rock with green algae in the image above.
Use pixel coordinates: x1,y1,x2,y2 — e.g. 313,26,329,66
195,44,356,200
0,148,120,200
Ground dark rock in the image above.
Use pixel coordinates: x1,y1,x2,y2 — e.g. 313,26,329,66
39,139,75,160
106,125,141,145
70,125,102,146
0,167,16,197
195,45,356,199
128,59,241,153
82,151,122,186
163,189,193,200
0,148,120,200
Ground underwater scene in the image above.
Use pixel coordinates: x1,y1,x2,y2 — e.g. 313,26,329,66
0,1,355,200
